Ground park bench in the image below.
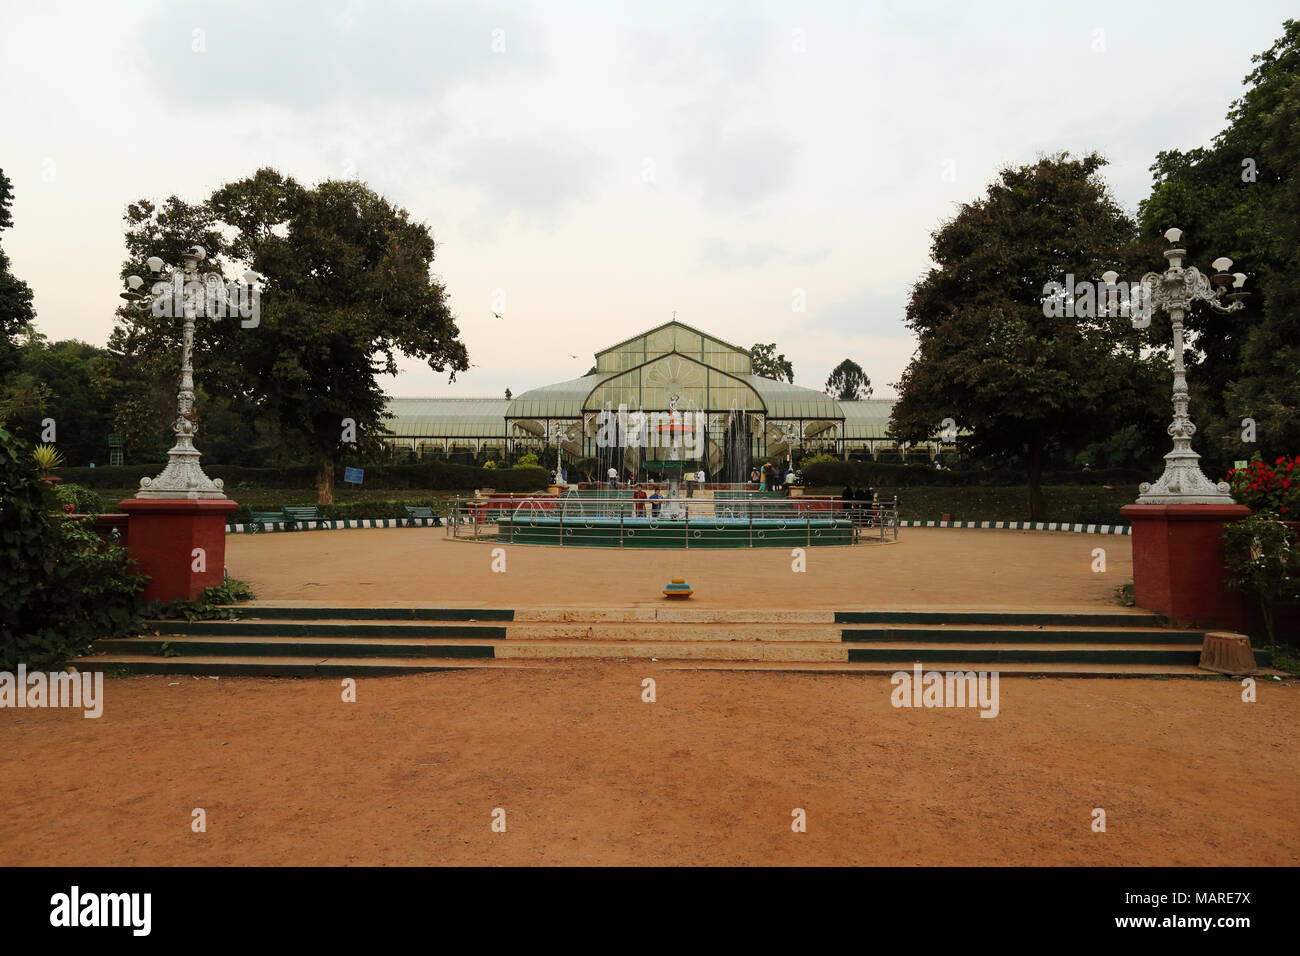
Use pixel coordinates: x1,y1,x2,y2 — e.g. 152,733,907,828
281,505,334,531
402,505,442,527
247,510,285,533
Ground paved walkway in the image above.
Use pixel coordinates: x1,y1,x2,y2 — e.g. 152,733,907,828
225,526,1132,611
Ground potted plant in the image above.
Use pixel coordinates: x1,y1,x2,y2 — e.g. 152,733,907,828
33,443,64,483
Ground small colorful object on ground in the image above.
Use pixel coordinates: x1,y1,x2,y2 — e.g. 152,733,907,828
663,577,693,599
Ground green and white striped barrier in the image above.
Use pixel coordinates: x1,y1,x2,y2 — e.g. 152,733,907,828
227,517,442,534
898,519,1130,535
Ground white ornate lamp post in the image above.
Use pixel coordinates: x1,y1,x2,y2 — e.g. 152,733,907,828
1132,228,1248,505
121,246,242,500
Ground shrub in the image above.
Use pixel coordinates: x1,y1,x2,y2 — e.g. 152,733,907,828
0,424,144,669
53,482,106,515
1221,512,1300,644
515,453,540,468
1225,454,1299,517
59,461,552,493
799,458,1146,489
227,498,446,525
147,579,257,621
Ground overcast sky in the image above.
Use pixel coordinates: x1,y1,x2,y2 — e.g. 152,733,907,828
0,1,1291,399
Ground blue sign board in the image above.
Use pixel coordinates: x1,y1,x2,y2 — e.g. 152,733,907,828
344,467,364,485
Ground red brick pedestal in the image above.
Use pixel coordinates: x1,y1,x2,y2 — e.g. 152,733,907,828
117,498,238,603
1120,504,1249,630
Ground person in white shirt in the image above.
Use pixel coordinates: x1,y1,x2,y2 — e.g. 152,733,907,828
607,467,618,490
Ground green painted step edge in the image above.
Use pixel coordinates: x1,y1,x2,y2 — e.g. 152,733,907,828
841,628,1204,644
835,611,1164,627
846,647,1207,664
147,622,508,638
206,607,515,621
86,660,491,677
96,640,496,659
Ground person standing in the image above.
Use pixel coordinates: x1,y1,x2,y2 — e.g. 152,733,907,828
607,466,618,490
633,484,647,516
750,466,760,486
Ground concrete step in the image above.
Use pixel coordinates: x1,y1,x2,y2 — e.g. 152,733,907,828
215,605,514,621
493,640,850,661
511,607,838,624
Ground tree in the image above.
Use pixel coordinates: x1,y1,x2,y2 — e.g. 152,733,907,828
825,359,872,401
111,168,470,502
0,169,36,385
1,337,119,465
1219,21,1300,460
505,387,512,400
749,342,794,382
1139,19,1300,465
890,153,1164,520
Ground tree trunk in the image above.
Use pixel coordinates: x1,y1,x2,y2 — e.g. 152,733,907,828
316,452,335,505
1026,437,1046,522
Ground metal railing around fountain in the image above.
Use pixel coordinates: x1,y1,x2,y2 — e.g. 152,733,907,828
444,492,899,547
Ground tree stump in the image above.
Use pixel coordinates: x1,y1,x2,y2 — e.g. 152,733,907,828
1198,632,1258,675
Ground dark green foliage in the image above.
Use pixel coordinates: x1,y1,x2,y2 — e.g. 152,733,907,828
59,461,550,493
0,337,121,465
0,169,36,383
1140,19,1300,461
226,498,442,525
749,343,794,383
52,482,105,515
1221,511,1300,643
891,152,1165,521
146,579,256,621
800,457,1146,489
111,168,470,504
0,424,144,669
824,358,872,401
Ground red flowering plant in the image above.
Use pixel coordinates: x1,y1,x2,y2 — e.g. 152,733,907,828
1225,454,1300,518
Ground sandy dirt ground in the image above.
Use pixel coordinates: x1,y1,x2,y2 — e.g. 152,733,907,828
225,526,1131,610
3,665,1295,866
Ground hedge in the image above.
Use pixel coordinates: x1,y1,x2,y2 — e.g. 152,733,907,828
57,462,552,492
800,459,1147,488
225,498,448,526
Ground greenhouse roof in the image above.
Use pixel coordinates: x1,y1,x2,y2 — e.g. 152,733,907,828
744,376,843,420
383,398,509,438
839,399,897,439
505,375,603,419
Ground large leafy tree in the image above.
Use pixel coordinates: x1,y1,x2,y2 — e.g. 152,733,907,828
890,153,1164,520
111,168,469,501
825,358,872,401
0,169,36,385
1139,19,1299,464
749,342,794,382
